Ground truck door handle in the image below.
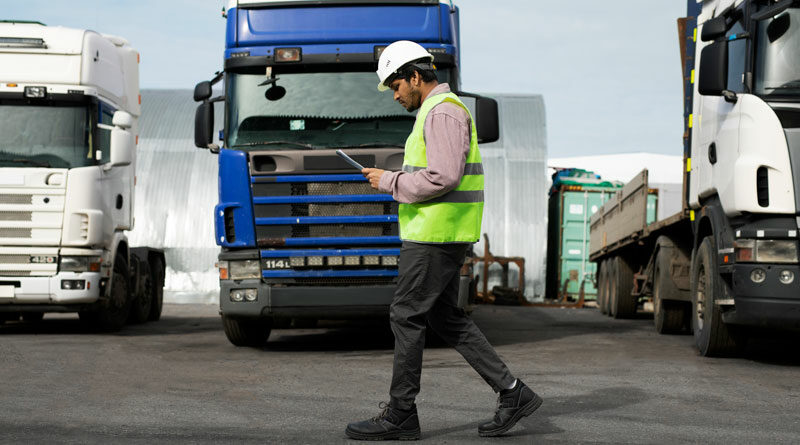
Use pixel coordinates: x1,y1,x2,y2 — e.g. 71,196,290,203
708,143,717,165
116,194,123,209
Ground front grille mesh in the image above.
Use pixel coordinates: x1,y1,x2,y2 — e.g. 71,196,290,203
0,270,31,276
0,228,32,238
306,182,379,195
306,223,391,238
0,255,30,264
0,211,33,221
0,194,32,204
309,203,391,217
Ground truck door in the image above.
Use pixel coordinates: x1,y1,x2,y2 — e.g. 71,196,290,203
692,6,747,206
97,102,132,231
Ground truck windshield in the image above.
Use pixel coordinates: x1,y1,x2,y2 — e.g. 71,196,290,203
225,72,417,150
0,104,93,168
755,7,800,98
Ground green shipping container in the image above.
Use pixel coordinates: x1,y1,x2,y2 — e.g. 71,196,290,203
545,170,657,302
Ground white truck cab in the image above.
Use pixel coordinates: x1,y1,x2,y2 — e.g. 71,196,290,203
0,22,164,330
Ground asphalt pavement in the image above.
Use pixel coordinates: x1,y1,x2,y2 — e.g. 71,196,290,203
1,303,799,444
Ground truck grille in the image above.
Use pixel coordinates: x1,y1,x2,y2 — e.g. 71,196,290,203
0,228,32,238
0,211,33,221
0,271,30,276
0,194,33,204
0,254,31,264
252,174,401,284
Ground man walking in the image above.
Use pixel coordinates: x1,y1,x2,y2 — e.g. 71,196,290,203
345,40,542,441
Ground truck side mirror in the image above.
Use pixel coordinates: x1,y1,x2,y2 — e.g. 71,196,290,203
701,16,727,42
109,127,133,167
106,110,134,167
194,101,217,151
698,40,728,96
457,93,500,144
194,81,212,102
474,96,499,144
112,110,133,129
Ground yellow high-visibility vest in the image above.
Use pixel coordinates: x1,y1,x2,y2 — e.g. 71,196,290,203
398,92,484,243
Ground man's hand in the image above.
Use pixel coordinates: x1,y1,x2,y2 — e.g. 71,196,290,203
362,168,386,190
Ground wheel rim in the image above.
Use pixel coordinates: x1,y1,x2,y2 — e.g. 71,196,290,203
696,263,706,331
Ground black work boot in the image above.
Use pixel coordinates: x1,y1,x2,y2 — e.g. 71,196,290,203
478,380,542,437
345,402,421,441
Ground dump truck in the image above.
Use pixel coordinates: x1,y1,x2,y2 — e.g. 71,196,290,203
193,0,498,346
0,22,165,331
589,0,800,356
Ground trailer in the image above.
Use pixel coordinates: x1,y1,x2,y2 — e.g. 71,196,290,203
0,22,165,331
590,0,800,356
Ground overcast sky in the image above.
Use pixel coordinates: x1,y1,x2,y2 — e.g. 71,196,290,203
9,1,688,157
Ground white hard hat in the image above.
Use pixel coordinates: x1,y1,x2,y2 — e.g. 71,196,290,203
376,40,434,91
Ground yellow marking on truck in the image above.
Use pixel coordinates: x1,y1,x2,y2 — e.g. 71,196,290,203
691,69,695,84
688,114,693,128
686,157,692,172
690,210,695,221
693,28,697,42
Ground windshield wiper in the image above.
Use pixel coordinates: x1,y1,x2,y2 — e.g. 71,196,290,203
0,158,51,168
234,141,320,150
336,143,405,149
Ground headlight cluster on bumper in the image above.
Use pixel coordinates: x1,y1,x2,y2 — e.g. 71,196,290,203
216,260,260,280
734,239,798,263
734,239,798,285
230,288,257,302
59,256,102,273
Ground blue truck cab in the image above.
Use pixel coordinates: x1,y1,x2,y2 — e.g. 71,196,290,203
193,0,498,346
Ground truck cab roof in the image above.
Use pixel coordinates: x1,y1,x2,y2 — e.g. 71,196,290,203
0,22,140,116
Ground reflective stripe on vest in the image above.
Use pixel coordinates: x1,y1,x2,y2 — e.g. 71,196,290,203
397,92,484,243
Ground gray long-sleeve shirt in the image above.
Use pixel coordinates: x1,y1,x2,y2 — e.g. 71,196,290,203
377,83,471,204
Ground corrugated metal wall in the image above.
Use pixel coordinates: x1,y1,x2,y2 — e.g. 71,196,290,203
128,90,221,303
130,90,548,303
477,95,548,300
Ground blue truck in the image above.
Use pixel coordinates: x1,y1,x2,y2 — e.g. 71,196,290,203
193,0,499,346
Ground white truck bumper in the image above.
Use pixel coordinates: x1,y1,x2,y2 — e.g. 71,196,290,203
0,272,102,305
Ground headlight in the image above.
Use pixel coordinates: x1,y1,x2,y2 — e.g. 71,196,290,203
230,288,257,302
59,256,101,272
734,239,798,263
229,260,261,280
755,240,799,263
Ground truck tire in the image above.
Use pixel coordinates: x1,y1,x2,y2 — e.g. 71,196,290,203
610,256,636,319
607,258,618,317
691,236,744,357
128,258,152,325
597,259,608,314
82,254,131,332
222,315,272,347
653,254,685,334
147,256,164,322
602,259,612,315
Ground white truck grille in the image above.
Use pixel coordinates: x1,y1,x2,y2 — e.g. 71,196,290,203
0,194,33,204
0,171,66,276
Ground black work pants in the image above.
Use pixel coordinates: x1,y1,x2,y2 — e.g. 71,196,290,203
389,241,515,410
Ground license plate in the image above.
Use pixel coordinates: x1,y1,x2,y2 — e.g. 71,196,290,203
0,285,14,299
262,259,291,270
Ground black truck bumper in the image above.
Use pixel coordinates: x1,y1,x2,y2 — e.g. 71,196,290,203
724,264,800,329
219,279,395,319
